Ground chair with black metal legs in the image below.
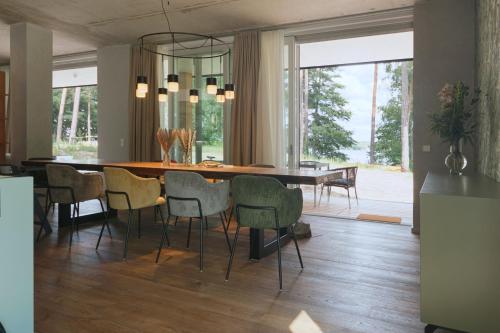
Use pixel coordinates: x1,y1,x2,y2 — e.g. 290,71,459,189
46,164,107,247
97,167,169,260
157,171,231,271
225,175,304,290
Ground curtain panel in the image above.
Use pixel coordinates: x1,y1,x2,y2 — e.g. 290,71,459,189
129,45,161,162
256,30,285,168
230,31,260,166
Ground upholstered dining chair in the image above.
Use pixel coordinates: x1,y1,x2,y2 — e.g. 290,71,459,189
226,175,304,290
97,167,169,260
158,171,231,271
46,164,107,247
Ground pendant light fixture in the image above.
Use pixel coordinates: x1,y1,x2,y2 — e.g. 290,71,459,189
158,87,168,102
224,50,235,100
206,38,217,95
136,76,148,95
167,39,179,92
136,40,148,96
216,57,225,103
167,74,179,92
189,89,199,104
135,0,234,104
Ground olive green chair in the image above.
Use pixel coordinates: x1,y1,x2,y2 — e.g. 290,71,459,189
46,164,107,247
225,175,304,290
158,171,231,272
97,167,169,260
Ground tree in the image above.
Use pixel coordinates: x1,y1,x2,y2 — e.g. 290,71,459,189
400,62,411,171
369,63,378,164
69,87,81,143
375,62,413,168
56,88,67,142
305,67,355,160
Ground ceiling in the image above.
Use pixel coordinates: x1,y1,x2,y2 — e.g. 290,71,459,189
0,0,416,64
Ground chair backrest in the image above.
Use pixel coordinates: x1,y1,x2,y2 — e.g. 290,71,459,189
345,166,358,185
104,167,159,210
232,175,303,229
0,164,19,176
46,164,83,203
164,171,211,217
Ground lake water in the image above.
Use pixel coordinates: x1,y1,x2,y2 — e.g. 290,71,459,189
340,148,370,163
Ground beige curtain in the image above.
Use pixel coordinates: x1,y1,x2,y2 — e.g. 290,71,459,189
230,31,260,166
256,30,285,168
129,45,161,162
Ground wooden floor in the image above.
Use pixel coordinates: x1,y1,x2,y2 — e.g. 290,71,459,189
35,202,431,333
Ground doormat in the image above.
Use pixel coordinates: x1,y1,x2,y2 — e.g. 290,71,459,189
356,214,401,224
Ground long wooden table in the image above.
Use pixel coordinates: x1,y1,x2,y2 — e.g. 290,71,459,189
23,159,341,259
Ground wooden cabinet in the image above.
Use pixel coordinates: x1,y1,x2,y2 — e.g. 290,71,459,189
420,172,500,332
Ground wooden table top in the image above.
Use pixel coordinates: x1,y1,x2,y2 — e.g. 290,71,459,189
22,159,343,185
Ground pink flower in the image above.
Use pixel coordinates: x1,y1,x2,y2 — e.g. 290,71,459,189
438,83,453,105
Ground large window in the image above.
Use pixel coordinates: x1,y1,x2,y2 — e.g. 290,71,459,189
161,48,230,163
52,67,98,159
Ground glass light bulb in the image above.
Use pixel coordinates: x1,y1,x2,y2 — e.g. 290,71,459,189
158,93,167,102
137,83,148,94
168,81,179,92
207,84,217,95
190,95,199,104
225,90,235,100
136,89,146,98
216,94,225,103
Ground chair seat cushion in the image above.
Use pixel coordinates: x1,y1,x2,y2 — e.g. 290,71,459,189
325,178,353,187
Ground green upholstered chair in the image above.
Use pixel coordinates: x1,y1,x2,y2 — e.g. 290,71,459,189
158,171,231,271
97,167,169,260
46,164,107,247
225,175,304,290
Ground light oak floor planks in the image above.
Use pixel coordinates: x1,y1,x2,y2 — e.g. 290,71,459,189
34,203,442,333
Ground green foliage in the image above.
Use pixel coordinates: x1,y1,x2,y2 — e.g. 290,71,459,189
429,81,479,145
375,62,413,166
305,67,355,160
52,86,98,141
375,100,402,165
199,96,223,145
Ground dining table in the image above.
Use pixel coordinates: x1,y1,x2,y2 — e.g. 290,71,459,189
23,159,343,259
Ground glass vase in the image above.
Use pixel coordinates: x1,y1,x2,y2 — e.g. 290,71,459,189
445,139,467,175
183,148,192,166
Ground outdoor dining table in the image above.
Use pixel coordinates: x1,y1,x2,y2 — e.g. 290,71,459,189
23,159,342,259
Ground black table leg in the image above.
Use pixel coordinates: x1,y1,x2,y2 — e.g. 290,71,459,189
58,202,116,228
249,227,289,260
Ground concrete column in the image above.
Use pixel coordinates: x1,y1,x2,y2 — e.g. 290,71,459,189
97,45,131,161
10,22,53,164
412,0,476,233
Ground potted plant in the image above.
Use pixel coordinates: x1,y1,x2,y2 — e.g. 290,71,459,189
429,81,480,175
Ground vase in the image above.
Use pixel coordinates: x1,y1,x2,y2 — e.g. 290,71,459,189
445,140,467,175
183,148,192,166
162,151,171,166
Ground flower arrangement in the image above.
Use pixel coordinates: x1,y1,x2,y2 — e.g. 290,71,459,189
430,81,480,146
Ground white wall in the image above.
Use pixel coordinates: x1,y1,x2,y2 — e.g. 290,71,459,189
10,22,53,164
413,0,476,232
97,45,131,161
0,177,34,332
